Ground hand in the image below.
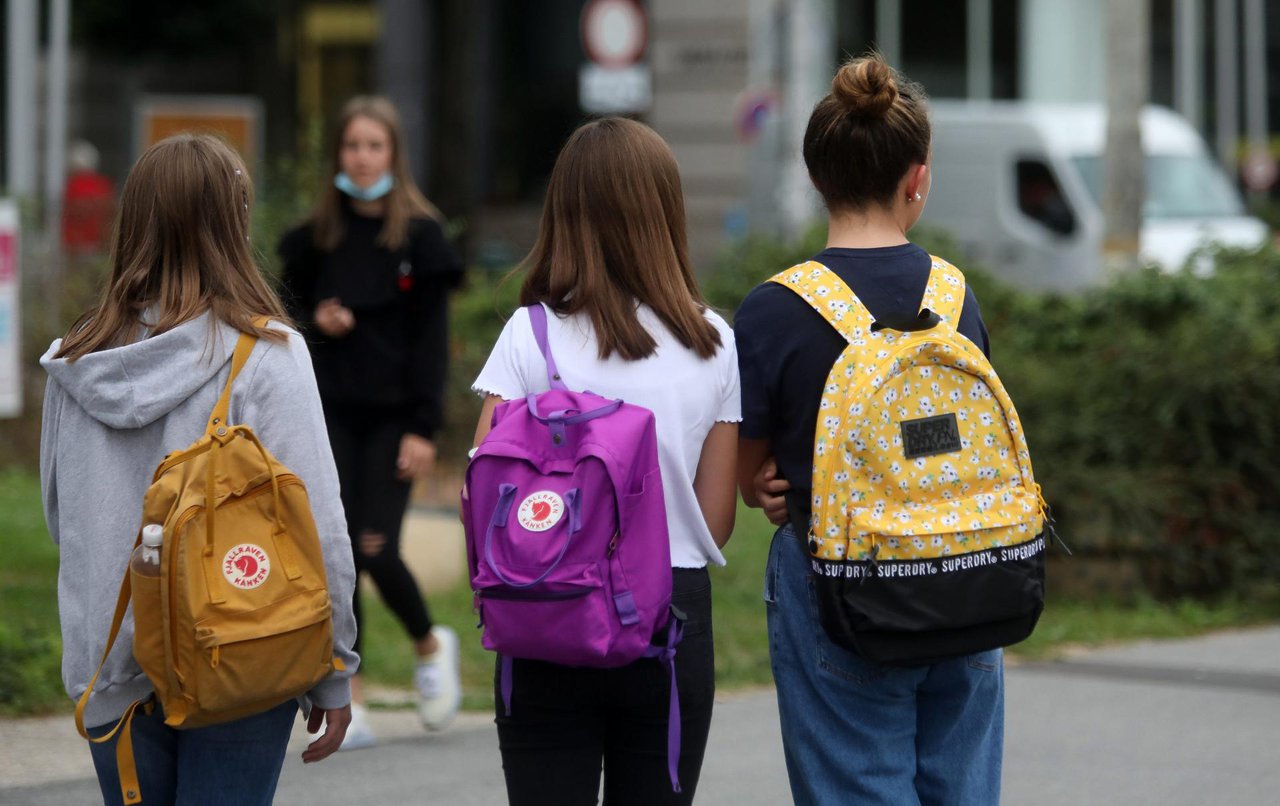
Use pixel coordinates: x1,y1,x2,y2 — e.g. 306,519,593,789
397,433,437,481
302,704,351,763
314,298,355,338
754,457,792,527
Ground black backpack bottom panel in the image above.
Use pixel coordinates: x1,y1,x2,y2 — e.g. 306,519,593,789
813,538,1046,667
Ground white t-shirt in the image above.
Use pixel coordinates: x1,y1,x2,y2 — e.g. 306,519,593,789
473,303,742,568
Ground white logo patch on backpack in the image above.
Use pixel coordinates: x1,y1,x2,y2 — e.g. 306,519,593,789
517,491,565,532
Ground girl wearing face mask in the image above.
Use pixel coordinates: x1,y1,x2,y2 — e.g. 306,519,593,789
278,96,464,750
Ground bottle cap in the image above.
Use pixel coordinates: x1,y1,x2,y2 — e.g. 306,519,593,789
141,524,164,548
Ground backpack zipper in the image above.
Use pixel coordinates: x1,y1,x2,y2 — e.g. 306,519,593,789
474,587,592,602
1034,483,1071,554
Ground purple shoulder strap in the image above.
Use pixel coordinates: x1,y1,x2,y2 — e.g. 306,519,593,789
526,303,569,391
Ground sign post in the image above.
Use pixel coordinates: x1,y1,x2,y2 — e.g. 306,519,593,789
0,200,22,418
579,0,651,115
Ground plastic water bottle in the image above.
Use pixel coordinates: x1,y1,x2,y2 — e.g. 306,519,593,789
130,524,164,578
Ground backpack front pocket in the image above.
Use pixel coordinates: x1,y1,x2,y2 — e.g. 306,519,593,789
474,562,613,666
129,569,167,694
191,588,333,714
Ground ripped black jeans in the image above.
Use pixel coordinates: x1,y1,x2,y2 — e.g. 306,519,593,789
324,402,433,654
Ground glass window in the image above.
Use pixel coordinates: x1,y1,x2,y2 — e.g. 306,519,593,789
1070,154,1246,219
1016,159,1077,236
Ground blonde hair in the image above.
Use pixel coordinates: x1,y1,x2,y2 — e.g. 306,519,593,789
310,95,442,252
56,134,287,360
518,118,720,361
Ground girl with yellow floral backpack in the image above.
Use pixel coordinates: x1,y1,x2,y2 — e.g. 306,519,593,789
735,55,1048,805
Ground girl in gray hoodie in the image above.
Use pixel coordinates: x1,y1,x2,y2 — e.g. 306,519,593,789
40,134,359,806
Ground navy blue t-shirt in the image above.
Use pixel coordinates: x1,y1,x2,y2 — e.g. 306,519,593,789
734,243,991,525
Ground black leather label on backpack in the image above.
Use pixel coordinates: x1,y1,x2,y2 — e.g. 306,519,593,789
900,413,962,459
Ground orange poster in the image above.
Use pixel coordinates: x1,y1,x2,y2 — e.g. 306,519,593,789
136,96,263,167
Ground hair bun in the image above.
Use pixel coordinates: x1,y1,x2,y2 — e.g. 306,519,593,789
831,57,898,119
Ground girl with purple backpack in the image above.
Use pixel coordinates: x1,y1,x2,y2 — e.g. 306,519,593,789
470,117,741,805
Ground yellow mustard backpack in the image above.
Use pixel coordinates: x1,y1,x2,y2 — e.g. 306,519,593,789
770,258,1051,665
76,324,344,805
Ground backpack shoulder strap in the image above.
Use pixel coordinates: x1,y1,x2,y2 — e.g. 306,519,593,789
526,303,569,391
75,550,147,805
921,257,967,326
767,261,876,345
206,317,269,436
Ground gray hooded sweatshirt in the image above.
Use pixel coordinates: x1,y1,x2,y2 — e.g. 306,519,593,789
40,314,358,728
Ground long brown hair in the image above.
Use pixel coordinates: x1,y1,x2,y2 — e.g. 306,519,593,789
804,54,931,212
55,134,287,360
310,96,442,252
518,117,720,361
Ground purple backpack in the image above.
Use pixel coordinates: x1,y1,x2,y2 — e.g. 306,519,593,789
463,303,684,791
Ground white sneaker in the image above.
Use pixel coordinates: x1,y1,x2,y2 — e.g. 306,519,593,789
415,625,461,731
338,702,377,751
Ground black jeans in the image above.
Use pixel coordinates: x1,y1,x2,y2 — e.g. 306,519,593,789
495,568,716,806
324,402,433,655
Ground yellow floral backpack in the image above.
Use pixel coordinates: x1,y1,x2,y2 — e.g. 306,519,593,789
769,258,1049,665
75,323,344,805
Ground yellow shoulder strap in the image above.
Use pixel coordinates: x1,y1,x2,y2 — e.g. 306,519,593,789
920,257,967,325
75,554,145,804
205,318,271,436
768,261,876,344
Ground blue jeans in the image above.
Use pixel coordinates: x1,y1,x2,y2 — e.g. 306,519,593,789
765,524,1004,806
87,699,298,806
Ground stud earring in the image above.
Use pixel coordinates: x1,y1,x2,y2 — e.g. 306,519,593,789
913,192,922,201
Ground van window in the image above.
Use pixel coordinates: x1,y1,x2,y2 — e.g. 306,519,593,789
1070,154,1246,219
1016,160,1076,236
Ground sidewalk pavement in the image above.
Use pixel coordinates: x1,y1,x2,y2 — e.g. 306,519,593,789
4,625,1278,805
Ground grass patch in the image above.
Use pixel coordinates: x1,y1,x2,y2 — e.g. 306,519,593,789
1010,591,1280,661
0,469,67,715
3,471,1277,717
356,503,777,710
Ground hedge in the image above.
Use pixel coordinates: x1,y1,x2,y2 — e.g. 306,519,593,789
676,228,1280,597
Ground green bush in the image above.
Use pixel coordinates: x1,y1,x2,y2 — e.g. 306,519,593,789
439,270,523,461
990,247,1280,596
701,228,1280,598
0,624,65,716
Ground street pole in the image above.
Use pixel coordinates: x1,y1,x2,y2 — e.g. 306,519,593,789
967,0,993,100
1102,0,1150,272
746,0,785,237
5,0,38,196
1214,0,1240,173
1174,0,1203,132
377,0,432,190
875,0,901,66
44,0,71,332
780,0,835,239
1242,0,1270,203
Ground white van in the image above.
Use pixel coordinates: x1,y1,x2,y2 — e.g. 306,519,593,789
923,102,1269,291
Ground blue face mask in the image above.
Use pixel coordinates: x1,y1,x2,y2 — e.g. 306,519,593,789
334,172,394,201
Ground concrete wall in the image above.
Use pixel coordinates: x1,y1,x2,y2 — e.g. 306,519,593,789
648,0,753,269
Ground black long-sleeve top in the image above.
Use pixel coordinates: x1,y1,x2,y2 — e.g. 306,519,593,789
277,207,464,439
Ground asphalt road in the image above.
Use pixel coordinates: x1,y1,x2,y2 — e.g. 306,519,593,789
4,627,1278,805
